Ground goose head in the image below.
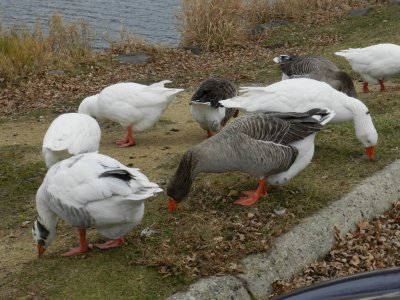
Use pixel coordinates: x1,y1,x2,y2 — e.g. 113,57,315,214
32,217,56,257
273,54,296,64
354,110,378,160
167,150,196,212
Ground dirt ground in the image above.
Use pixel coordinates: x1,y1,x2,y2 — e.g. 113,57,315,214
0,89,208,279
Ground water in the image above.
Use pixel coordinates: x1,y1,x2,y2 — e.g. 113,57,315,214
0,0,181,48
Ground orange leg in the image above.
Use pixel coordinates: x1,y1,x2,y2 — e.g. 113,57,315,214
206,129,214,138
61,229,91,256
116,127,136,147
378,80,386,92
234,178,267,206
362,82,369,93
94,238,124,250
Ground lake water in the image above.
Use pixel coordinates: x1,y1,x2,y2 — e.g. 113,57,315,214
0,0,182,48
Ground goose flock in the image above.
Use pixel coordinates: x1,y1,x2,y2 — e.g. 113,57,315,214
33,42,398,257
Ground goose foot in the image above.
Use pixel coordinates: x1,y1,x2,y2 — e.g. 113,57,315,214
206,130,214,138
94,238,124,250
234,179,267,206
362,82,369,93
119,140,136,147
115,137,129,145
116,127,136,147
61,229,91,256
234,195,262,206
61,245,91,256
379,80,387,92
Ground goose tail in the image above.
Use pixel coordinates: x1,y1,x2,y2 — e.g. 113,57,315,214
309,108,336,125
218,98,243,109
150,80,173,87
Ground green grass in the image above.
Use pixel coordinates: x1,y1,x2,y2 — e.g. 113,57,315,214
1,3,400,299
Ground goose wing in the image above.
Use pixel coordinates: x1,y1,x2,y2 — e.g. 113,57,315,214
277,55,339,78
99,82,183,110
43,113,101,154
191,78,237,108
223,109,331,145
42,113,101,167
39,153,162,229
231,132,298,176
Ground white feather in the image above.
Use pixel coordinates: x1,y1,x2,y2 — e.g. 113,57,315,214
36,152,162,243
42,113,101,168
219,78,378,148
335,43,400,84
78,81,184,131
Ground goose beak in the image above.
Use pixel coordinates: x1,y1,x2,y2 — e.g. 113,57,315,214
366,146,375,160
168,198,178,213
37,244,46,257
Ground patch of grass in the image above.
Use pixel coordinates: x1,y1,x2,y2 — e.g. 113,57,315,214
2,248,186,299
0,145,45,227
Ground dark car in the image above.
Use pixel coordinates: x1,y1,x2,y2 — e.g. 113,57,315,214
271,267,400,300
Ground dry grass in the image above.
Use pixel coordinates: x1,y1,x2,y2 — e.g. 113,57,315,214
0,14,95,81
107,27,166,55
178,0,389,50
0,14,164,83
244,0,357,25
177,0,246,51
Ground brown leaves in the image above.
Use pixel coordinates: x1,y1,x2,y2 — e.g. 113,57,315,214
271,201,400,297
0,39,274,116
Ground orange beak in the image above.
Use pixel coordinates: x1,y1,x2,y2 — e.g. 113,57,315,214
168,198,178,213
365,146,375,160
37,244,46,257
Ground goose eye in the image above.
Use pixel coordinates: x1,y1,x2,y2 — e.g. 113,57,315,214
366,111,370,115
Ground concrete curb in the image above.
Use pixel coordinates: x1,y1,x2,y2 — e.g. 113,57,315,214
166,159,400,300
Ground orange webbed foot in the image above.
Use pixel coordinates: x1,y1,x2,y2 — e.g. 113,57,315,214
234,195,260,206
119,141,136,147
61,245,91,256
94,238,124,250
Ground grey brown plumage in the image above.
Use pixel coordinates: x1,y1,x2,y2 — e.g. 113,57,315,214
167,109,332,208
190,78,239,135
274,54,357,98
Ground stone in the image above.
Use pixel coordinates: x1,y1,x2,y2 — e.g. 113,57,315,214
348,8,372,17
250,20,288,35
166,276,251,300
113,53,151,64
182,45,202,55
47,69,66,76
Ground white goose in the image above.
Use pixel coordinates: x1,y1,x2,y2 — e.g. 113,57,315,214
78,80,184,147
335,43,400,92
32,152,162,257
190,78,239,137
219,78,378,160
42,113,101,168
167,109,334,211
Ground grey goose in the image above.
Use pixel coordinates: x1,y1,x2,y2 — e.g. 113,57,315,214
167,108,334,211
273,54,357,98
190,78,239,137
